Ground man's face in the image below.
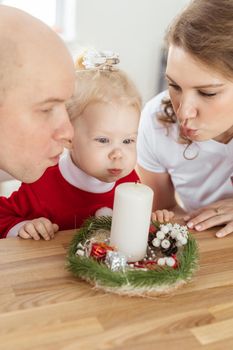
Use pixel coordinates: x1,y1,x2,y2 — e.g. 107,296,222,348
0,52,75,183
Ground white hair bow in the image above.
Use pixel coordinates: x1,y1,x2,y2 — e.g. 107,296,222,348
82,49,120,70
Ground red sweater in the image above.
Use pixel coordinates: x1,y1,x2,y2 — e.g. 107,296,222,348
0,166,139,238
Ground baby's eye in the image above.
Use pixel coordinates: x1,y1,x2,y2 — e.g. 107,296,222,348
94,137,109,144
123,139,135,144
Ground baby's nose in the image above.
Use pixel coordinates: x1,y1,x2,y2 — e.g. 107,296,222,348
108,148,123,160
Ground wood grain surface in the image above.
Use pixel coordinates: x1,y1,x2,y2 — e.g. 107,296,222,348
0,227,233,350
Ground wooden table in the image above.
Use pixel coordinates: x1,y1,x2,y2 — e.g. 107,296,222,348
1,228,233,350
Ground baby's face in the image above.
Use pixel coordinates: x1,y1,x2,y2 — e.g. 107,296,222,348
71,101,140,182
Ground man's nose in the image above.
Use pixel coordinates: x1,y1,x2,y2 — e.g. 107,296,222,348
53,109,74,147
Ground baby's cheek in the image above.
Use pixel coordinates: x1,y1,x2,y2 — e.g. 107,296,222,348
130,151,137,166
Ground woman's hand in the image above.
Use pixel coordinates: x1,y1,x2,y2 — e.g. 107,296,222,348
183,198,233,238
152,209,174,223
18,217,59,240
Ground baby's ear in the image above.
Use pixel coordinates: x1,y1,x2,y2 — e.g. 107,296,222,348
63,139,72,150
95,207,113,217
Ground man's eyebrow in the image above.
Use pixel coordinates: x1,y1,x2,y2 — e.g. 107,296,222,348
35,98,64,106
165,74,224,89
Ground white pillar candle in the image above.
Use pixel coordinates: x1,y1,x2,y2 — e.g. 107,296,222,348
110,183,153,262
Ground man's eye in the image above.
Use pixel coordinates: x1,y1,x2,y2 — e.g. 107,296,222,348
41,108,53,114
95,137,109,144
123,139,135,144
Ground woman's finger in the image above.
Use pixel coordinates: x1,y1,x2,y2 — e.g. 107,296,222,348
193,214,230,231
186,208,221,229
216,221,233,238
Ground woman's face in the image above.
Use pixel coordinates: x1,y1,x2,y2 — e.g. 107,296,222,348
166,45,233,143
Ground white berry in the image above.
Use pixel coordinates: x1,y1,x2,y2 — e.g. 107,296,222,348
166,257,176,267
176,232,183,242
171,229,178,239
181,237,188,245
161,239,171,249
152,237,161,247
156,231,165,240
161,225,170,234
157,258,166,266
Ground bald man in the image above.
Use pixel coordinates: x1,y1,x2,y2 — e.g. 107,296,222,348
0,5,75,183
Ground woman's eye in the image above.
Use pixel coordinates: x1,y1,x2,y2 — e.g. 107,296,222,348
198,91,217,97
123,139,135,144
168,83,181,91
95,137,109,144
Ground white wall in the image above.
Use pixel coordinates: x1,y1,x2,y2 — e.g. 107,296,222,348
69,0,189,104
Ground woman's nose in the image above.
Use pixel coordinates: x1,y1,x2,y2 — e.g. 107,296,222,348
176,100,197,122
108,148,123,160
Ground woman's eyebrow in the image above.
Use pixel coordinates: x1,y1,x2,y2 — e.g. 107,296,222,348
165,74,178,84
192,83,224,89
165,74,224,88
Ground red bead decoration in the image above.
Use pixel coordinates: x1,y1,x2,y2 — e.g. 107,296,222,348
171,254,178,269
149,224,157,234
133,260,157,269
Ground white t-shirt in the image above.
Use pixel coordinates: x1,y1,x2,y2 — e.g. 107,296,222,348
137,91,233,212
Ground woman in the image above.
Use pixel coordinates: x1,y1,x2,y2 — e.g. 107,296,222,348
137,0,233,238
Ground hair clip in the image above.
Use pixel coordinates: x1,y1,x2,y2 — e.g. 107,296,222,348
81,49,120,71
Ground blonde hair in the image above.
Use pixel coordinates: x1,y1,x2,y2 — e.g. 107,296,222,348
66,54,142,120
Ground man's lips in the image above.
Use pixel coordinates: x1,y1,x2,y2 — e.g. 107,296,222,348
107,169,122,175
